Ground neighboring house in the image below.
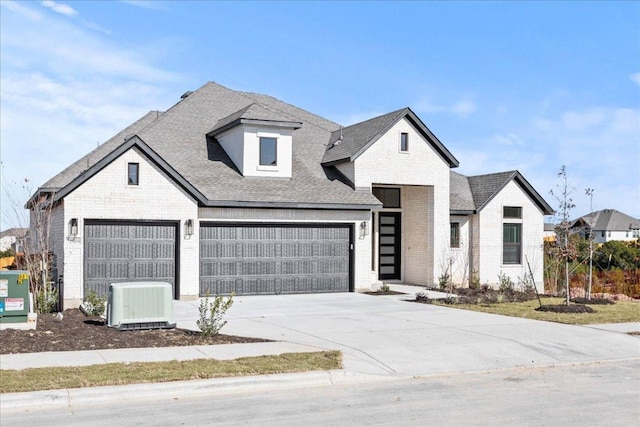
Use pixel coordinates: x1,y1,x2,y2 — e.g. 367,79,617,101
29,82,552,308
0,228,28,253
570,209,640,243
543,223,556,242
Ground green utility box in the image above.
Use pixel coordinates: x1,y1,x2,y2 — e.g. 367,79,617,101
0,270,30,323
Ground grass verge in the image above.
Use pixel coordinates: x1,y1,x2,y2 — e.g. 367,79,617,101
0,351,341,394
432,297,640,325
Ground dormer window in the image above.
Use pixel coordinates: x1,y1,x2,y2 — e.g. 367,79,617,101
259,137,277,166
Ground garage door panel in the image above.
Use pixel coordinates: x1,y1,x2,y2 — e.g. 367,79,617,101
84,222,177,298
200,224,351,296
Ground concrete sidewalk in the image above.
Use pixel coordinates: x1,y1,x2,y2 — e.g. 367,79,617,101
2,288,639,414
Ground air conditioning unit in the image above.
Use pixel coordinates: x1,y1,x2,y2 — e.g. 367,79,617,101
107,282,176,331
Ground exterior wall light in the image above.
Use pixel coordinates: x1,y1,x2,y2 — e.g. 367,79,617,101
359,221,369,239
184,219,194,238
68,218,78,238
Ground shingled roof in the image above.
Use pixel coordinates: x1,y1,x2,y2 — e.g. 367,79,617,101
321,108,459,167
450,170,553,215
571,209,640,231
37,82,382,209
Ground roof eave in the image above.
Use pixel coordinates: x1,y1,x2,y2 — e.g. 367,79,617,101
202,200,381,210
207,118,302,138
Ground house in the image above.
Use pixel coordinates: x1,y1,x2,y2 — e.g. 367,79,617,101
543,223,556,242
0,228,28,253
29,82,552,309
570,209,640,243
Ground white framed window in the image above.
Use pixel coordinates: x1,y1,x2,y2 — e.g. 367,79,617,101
259,137,277,166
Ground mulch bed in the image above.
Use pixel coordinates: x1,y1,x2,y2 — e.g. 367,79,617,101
362,290,406,296
0,309,269,355
535,304,595,313
571,297,615,305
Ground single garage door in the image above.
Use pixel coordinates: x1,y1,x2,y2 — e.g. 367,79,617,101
200,223,352,295
84,221,178,298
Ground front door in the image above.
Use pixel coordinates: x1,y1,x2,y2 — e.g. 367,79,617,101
378,213,401,280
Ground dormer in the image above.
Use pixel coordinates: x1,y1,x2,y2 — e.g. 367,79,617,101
207,104,302,178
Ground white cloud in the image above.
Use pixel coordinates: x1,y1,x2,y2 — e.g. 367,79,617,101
451,100,476,117
561,109,605,131
0,1,185,229
630,72,640,86
489,133,525,146
121,0,165,10
414,97,477,118
41,0,78,17
0,1,42,20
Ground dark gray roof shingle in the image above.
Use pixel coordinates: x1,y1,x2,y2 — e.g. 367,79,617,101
452,170,553,215
573,209,640,231
42,82,380,209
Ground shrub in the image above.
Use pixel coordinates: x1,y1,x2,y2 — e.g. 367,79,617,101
81,290,107,316
498,272,514,292
197,293,234,337
379,283,390,293
438,273,449,290
34,283,58,314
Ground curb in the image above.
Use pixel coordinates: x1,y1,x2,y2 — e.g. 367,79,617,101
0,369,394,414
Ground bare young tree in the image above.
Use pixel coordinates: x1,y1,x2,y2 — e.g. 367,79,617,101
584,188,596,300
1,166,58,313
549,165,576,305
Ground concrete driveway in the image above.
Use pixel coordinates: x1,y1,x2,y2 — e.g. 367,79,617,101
174,291,640,378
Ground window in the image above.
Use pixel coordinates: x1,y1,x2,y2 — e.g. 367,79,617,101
503,223,521,264
450,223,460,248
259,137,277,166
372,187,400,208
127,163,139,186
400,132,409,152
601,231,605,238
503,206,522,219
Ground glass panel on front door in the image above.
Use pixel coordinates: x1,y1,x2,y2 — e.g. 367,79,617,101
378,213,401,280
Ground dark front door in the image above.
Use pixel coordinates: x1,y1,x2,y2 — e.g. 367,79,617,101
378,213,401,280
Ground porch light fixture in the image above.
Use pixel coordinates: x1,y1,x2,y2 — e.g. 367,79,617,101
359,221,369,239
184,219,194,238
68,218,78,238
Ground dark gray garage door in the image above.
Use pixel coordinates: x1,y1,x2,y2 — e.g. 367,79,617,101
200,223,352,295
84,221,178,298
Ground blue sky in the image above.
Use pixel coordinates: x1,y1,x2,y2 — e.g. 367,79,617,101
1,1,639,230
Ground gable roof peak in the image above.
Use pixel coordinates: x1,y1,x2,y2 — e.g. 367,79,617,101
321,107,458,168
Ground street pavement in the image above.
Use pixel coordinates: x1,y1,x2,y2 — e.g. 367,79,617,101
1,286,639,414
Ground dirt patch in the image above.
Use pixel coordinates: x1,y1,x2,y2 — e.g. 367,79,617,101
0,309,269,355
362,290,406,296
535,304,595,313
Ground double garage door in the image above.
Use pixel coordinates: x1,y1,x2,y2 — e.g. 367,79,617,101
200,223,352,295
84,221,352,298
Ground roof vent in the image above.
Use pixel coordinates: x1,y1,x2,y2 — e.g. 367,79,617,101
180,91,193,99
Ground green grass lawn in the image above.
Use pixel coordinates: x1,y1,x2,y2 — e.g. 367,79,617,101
0,351,342,394
432,297,640,325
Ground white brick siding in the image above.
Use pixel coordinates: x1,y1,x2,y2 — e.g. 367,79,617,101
60,147,198,307
475,181,545,292
351,118,451,285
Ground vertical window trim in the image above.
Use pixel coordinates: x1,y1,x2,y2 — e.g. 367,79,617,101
127,162,139,186
259,136,277,166
400,132,409,152
450,222,460,248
